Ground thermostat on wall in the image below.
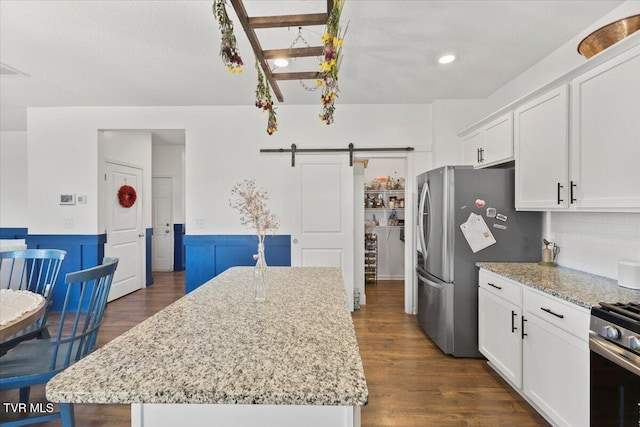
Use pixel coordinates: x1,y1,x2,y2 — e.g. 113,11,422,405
60,194,76,205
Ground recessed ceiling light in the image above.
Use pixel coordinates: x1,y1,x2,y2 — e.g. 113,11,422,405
438,54,456,64
274,58,289,68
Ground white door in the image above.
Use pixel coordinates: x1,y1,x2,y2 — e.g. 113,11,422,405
105,162,144,301
291,155,355,309
152,177,174,271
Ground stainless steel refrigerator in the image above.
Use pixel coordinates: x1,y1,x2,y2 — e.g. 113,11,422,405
416,165,541,357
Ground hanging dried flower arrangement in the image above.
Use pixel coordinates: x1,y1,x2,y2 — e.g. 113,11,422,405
212,0,244,73
255,59,278,135
317,0,348,125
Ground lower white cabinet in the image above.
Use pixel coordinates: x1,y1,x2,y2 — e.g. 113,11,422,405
478,269,589,427
478,287,522,388
523,307,589,427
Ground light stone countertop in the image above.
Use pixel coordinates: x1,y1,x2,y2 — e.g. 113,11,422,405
46,267,368,406
477,262,640,309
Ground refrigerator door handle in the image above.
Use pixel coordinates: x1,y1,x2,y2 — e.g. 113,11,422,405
418,181,429,262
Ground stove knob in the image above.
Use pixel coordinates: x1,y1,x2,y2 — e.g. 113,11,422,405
629,336,640,350
604,326,620,340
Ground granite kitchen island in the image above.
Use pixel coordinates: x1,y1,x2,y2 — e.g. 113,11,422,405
46,267,368,427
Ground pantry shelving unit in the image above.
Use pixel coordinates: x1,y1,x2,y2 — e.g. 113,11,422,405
364,189,405,231
364,233,378,285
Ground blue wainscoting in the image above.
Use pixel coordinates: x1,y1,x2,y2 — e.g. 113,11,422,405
184,234,291,294
173,224,185,271
145,228,153,286
27,234,106,311
0,227,28,239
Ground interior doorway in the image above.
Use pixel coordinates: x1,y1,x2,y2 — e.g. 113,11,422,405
152,176,174,271
99,129,185,298
354,156,412,312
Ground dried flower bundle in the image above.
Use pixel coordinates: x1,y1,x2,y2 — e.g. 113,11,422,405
229,180,280,247
255,59,278,135
213,0,244,73
317,0,348,125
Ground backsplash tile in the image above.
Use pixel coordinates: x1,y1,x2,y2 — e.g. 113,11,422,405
549,212,640,280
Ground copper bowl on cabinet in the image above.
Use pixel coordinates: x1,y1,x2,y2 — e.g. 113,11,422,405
578,14,640,59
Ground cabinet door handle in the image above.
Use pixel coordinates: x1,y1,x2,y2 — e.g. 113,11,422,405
557,182,564,205
477,148,480,163
511,310,518,333
521,317,528,339
541,307,564,319
479,148,484,162
570,181,577,204
487,282,502,290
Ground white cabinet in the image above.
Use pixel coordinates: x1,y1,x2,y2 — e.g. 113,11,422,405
461,112,513,168
570,43,640,210
478,271,522,388
514,85,569,210
515,44,640,211
462,129,482,166
477,269,590,427
483,113,514,166
522,288,590,427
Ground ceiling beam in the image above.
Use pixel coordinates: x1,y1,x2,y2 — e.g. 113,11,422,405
248,13,328,29
229,0,334,103
263,46,324,60
229,0,284,102
273,72,320,81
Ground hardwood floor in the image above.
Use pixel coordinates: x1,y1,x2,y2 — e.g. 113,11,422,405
353,280,548,427
1,274,548,426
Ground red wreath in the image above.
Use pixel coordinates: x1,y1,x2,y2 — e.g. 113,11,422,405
117,185,137,208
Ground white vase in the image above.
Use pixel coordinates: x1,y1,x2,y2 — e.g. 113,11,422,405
254,242,267,302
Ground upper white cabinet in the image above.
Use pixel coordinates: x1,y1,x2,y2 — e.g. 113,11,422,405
461,36,640,212
514,85,569,210
461,112,514,168
570,44,640,210
462,128,483,166
512,43,640,211
483,113,514,166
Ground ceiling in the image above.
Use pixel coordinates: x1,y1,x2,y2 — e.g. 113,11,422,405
0,1,626,132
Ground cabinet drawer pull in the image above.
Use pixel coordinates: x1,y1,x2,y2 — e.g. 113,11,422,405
557,182,564,205
570,181,577,204
521,317,527,339
511,310,518,333
487,282,502,290
541,307,564,319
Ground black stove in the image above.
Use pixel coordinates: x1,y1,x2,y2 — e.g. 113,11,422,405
590,301,640,426
591,302,640,354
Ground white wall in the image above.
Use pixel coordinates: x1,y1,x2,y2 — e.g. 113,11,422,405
549,212,640,280
152,142,185,224
431,99,485,168
26,104,431,236
0,131,28,227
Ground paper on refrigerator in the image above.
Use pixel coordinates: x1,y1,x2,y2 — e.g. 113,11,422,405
460,212,496,253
